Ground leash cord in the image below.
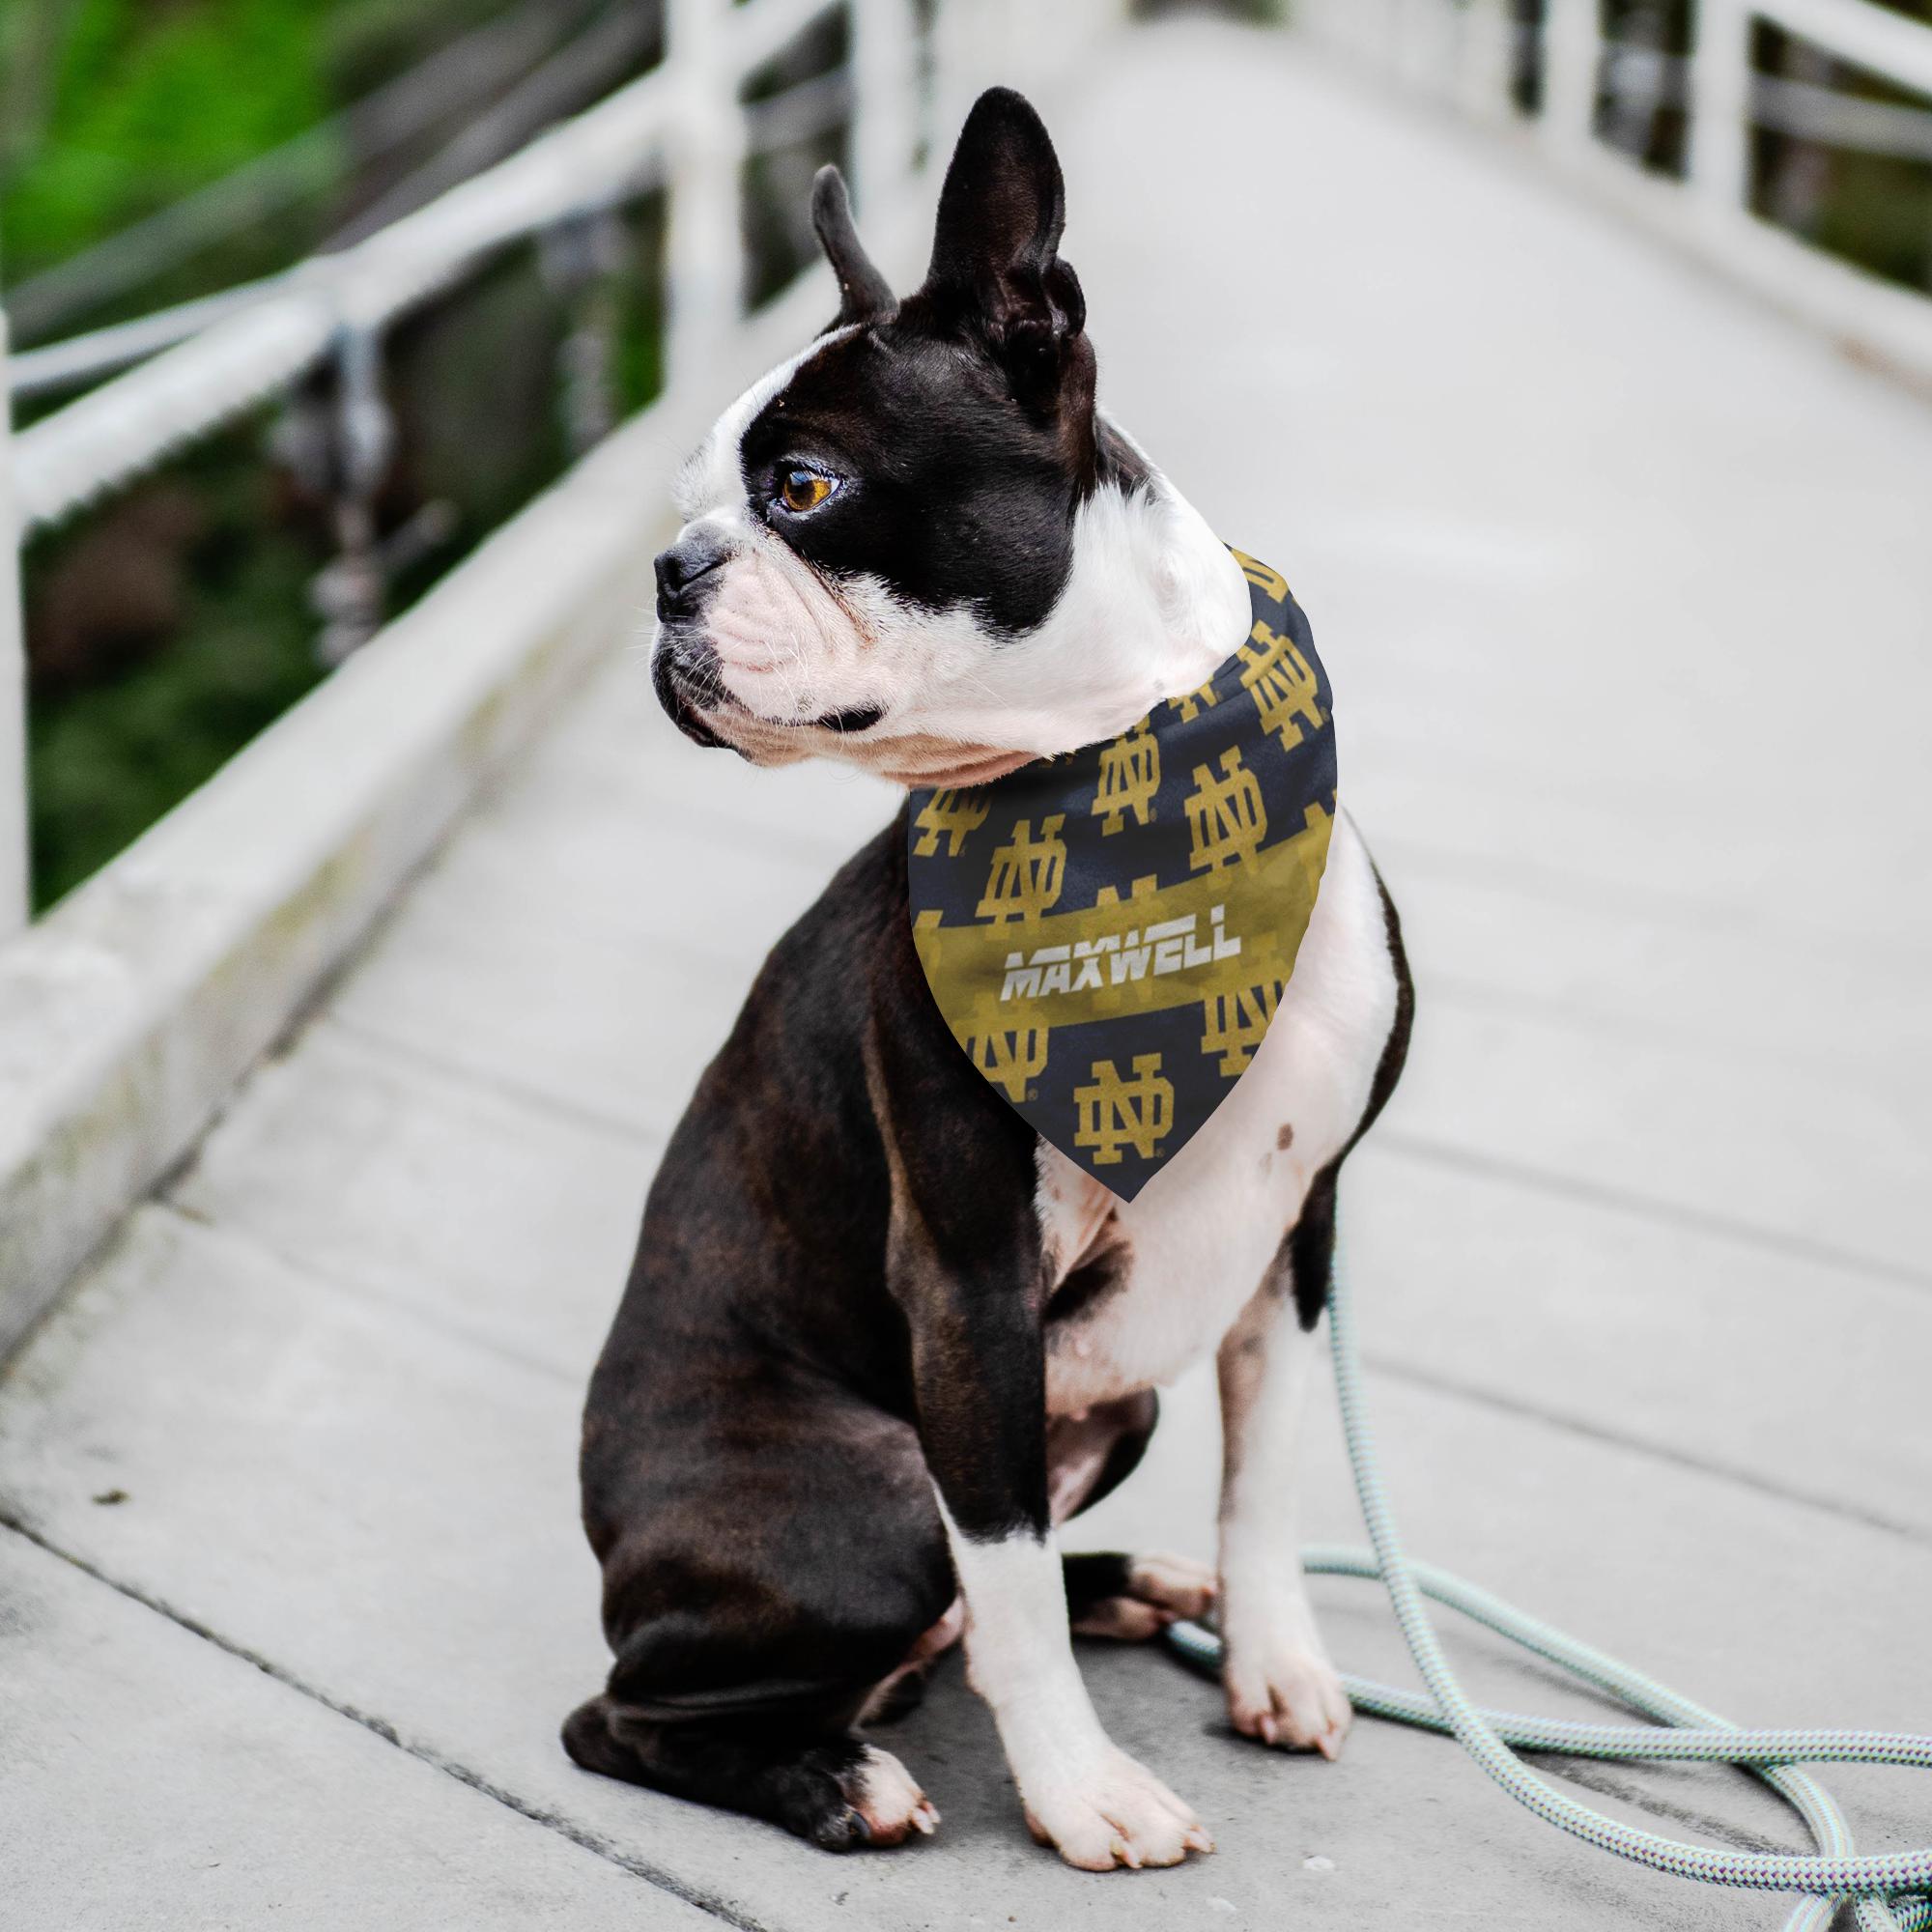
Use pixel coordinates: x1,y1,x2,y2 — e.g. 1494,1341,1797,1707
1162,1228,1932,1932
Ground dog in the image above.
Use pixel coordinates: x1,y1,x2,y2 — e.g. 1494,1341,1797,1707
564,86,1412,1871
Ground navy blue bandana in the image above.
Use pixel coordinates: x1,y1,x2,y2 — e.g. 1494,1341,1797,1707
907,550,1337,1199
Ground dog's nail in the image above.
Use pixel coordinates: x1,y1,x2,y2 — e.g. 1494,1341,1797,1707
1113,1835,1140,1869
912,1804,937,1834
1318,1729,1342,1763
1258,1714,1279,1747
1185,1826,1216,1854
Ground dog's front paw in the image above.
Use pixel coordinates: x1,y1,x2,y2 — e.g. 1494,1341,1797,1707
1021,1747,1213,1871
1224,1641,1352,1759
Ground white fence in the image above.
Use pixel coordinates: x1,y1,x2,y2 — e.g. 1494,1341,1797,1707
0,0,1126,940
1293,0,1932,389
7,0,1930,948
0,0,1127,1351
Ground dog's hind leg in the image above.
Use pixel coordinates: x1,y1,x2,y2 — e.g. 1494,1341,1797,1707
562,1694,937,1850
571,1378,954,1850
1063,1550,1216,1641
1045,1390,1216,1640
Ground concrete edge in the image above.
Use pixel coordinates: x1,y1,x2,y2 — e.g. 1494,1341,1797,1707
0,268,836,1361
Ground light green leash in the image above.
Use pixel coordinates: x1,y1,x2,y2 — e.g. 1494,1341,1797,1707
1163,1225,1932,1931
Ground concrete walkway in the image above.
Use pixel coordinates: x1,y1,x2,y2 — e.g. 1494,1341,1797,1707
6,17,1932,1929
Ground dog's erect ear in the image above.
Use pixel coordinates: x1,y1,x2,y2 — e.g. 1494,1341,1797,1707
811,165,895,327
922,88,1087,404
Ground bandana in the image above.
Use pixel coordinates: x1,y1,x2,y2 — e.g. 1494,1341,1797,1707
907,549,1336,1200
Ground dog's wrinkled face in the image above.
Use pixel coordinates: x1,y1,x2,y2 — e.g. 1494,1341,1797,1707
652,88,1246,787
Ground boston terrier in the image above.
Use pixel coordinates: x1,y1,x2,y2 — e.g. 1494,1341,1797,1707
564,87,1412,1870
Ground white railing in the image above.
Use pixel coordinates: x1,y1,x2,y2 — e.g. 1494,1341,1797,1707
1,0,1134,939
1291,0,1932,386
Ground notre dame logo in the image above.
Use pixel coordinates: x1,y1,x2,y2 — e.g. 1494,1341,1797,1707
1093,873,1157,909
968,1028,1049,1103
1092,716,1159,835
1202,980,1285,1076
1166,677,1219,724
1074,1054,1175,1166
1231,548,1289,603
1238,619,1325,754
977,815,1067,923
1185,748,1267,872
913,788,991,858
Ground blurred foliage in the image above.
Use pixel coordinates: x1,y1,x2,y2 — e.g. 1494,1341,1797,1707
0,0,526,293
6,0,668,910
0,0,327,281
21,419,329,904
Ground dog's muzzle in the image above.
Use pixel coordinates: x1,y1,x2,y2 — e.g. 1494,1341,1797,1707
651,633,729,749
650,533,734,748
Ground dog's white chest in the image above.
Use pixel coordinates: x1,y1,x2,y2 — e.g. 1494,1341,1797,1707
1037,813,1398,1416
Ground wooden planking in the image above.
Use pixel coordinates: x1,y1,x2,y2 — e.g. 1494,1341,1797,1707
0,1528,716,1930
160,641,1929,1533
173,971,1932,1542
170,1019,655,1380
5,1204,1923,1930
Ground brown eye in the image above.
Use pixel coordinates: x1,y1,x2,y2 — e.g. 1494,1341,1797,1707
779,468,836,513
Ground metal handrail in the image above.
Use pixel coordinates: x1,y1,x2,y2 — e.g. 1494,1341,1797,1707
7,0,864,537
0,0,931,936
1290,0,1932,377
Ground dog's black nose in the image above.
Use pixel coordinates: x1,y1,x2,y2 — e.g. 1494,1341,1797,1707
654,532,730,620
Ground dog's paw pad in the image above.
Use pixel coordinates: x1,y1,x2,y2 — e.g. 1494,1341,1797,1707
1022,1747,1212,1871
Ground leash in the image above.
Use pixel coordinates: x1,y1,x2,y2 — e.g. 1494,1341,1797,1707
1162,1222,1932,1931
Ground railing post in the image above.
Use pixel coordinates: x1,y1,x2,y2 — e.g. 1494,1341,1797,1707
1455,0,1523,121
850,0,919,220
311,325,396,668
1541,0,1603,152
1688,0,1753,221
664,0,741,393
0,313,29,934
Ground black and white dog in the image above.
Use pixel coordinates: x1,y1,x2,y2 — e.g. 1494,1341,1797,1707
566,88,1411,1870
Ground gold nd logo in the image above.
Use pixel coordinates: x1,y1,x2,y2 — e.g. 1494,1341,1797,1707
1185,748,1267,872
976,815,1067,923
912,788,991,858
1202,980,1285,1075
1231,548,1289,602
1092,716,1159,835
1166,677,1219,724
968,1029,1048,1103
1074,1054,1175,1166
1238,619,1325,754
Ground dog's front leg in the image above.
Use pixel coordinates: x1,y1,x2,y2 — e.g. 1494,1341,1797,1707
885,1189,1210,1868
1215,1223,1352,1758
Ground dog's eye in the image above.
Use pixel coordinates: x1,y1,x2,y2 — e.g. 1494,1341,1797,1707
777,468,837,514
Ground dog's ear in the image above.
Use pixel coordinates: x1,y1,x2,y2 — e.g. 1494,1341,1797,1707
811,165,895,327
922,88,1087,406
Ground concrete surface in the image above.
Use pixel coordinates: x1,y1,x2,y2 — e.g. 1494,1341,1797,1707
5,15,1932,1929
